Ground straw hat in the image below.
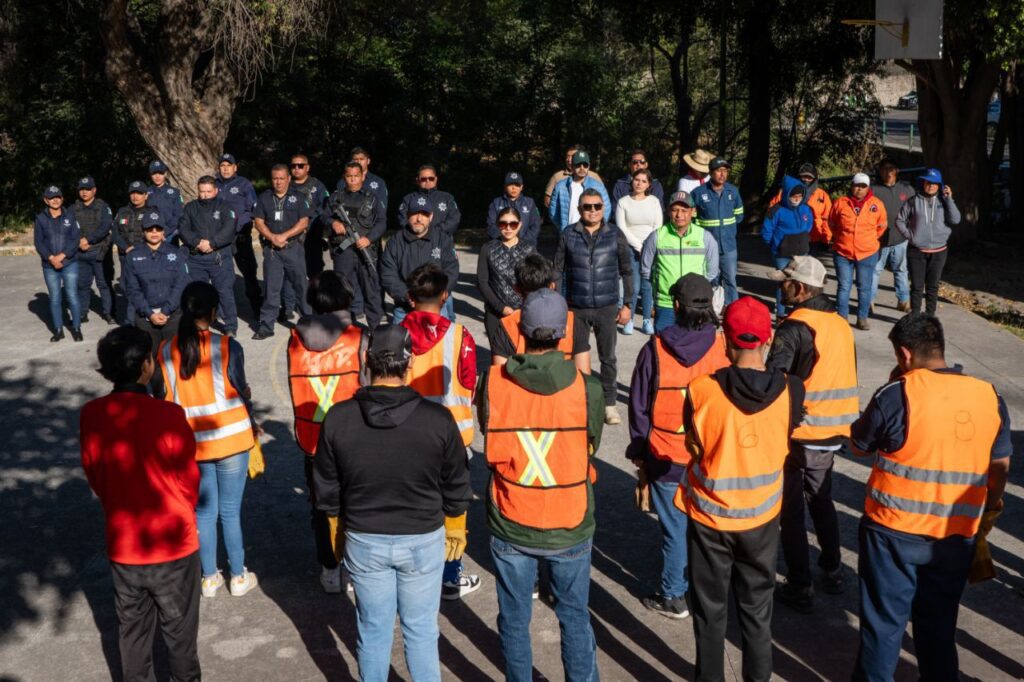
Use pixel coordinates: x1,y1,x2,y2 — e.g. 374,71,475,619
682,148,714,174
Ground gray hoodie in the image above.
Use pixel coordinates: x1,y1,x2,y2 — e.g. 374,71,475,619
896,192,961,250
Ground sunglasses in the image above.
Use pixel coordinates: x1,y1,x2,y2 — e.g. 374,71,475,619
498,220,520,228
418,176,437,182
580,203,603,211
573,163,590,169
289,163,307,169
630,159,648,165
143,226,164,232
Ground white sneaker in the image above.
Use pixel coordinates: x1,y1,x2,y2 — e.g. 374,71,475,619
201,572,224,598
442,573,481,601
320,566,341,594
229,569,258,596
604,406,622,425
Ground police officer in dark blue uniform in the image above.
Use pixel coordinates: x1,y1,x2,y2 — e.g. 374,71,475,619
486,171,541,245
147,160,184,242
72,176,116,324
398,164,461,237
180,175,240,336
34,185,83,342
290,153,330,282
216,153,261,318
253,164,313,340
327,161,386,329
345,146,389,210
113,180,151,323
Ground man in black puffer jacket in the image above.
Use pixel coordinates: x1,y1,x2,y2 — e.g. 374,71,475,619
554,187,634,424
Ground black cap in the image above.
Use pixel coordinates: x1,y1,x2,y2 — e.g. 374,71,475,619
670,273,714,310
140,210,164,230
520,288,568,340
505,171,524,186
128,180,148,194
709,157,730,171
367,325,412,362
77,176,96,190
148,159,168,174
218,153,237,165
408,194,433,215
42,185,62,199
797,163,818,179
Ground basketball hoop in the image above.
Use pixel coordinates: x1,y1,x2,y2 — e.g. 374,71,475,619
843,0,943,60
841,19,909,48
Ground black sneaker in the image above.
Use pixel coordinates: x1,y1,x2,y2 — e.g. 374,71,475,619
70,328,84,342
50,329,65,343
101,314,116,325
776,581,814,613
277,309,295,325
641,593,690,619
81,313,90,323
252,328,275,340
225,329,237,339
821,567,846,595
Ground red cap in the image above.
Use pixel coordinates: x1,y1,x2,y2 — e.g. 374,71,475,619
722,296,772,349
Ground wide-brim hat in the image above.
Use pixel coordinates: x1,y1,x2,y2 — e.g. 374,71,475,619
682,149,713,174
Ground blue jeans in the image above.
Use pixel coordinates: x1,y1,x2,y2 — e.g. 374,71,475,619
627,248,654,320
42,261,81,332
854,520,974,682
196,451,249,578
872,242,909,304
654,306,675,333
491,536,599,682
833,251,879,319
715,249,738,304
773,256,792,317
345,527,445,682
649,479,689,598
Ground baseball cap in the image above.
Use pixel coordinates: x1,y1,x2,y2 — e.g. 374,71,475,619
148,159,168,174
505,171,524,186
77,176,96,190
408,194,434,215
42,185,62,199
571,150,591,166
218,153,237,165
709,157,730,171
797,163,818,179
852,172,871,186
768,255,827,288
670,273,713,310
140,210,164,230
667,190,695,208
918,168,943,185
520,288,568,340
722,296,772,349
128,180,148,194
367,324,412,362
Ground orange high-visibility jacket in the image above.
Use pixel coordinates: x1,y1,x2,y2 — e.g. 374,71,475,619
160,331,254,461
485,365,592,530
408,323,474,446
828,195,886,260
648,332,729,464
769,186,833,243
288,325,363,456
501,308,575,359
678,373,792,532
787,307,859,442
865,369,1001,539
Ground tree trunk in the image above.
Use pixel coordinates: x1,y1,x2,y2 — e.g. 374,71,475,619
658,14,698,175
738,0,773,224
1009,65,1024,230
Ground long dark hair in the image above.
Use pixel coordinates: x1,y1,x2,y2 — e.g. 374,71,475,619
177,281,220,380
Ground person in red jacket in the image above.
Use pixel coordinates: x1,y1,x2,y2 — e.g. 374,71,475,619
80,326,201,681
828,173,887,330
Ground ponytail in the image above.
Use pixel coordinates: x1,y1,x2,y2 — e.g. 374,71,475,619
177,281,220,380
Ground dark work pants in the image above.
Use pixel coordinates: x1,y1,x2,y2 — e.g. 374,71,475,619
258,243,311,334
779,445,842,588
135,311,181,397
188,250,239,333
688,516,779,682
118,254,135,324
78,254,113,316
854,520,974,682
483,309,505,353
304,221,326,278
572,304,619,405
906,246,948,316
233,223,262,318
331,245,383,329
102,248,115,293
110,551,201,682
303,456,339,570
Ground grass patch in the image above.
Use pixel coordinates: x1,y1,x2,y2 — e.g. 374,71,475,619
977,306,1024,340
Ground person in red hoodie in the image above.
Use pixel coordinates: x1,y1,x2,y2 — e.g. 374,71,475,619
80,325,201,681
401,262,481,601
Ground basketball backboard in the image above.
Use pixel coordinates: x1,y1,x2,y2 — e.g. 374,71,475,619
874,0,943,60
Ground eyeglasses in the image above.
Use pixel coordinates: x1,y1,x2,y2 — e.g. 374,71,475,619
580,203,603,211
630,159,648,165
498,220,520,228
418,176,437,182
289,163,307,169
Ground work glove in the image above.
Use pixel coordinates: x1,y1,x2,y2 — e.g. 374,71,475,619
444,513,468,562
969,500,1003,584
634,460,651,512
327,515,345,563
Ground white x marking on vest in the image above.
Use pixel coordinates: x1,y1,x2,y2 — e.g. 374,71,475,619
517,431,557,487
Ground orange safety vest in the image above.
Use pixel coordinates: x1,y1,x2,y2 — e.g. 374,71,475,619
501,308,575,359
648,332,729,464
485,365,592,530
407,323,475,446
160,331,254,462
678,373,792,532
865,369,1000,539
787,307,859,442
287,325,363,456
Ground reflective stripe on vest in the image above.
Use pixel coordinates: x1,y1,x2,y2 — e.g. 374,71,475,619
160,332,254,461
648,332,729,464
407,323,475,445
864,369,1000,539
288,325,363,456
486,366,591,531
653,225,708,308
501,309,574,359
787,307,859,441
677,373,791,532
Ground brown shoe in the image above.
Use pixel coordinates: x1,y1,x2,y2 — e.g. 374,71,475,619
896,301,911,313
855,318,871,331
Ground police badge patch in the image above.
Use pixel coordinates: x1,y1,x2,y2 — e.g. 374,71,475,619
167,253,177,262
431,247,441,259
230,187,239,194
417,197,427,206
370,182,379,190
288,195,297,203
438,202,447,212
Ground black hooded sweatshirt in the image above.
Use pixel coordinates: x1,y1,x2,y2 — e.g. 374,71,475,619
313,385,472,534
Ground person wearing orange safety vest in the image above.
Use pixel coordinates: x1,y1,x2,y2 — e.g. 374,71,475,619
679,296,805,682
850,313,1011,681
768,163,833,246
288,270,367,594
766,255,856,613
401,262,480,601
478,287,605,682
627,273,728,620
159,281,260,599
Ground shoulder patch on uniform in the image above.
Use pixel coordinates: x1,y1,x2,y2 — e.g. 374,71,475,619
230,186,239,194
431,247,441,259
438,202,447,212
288,195,297,203
370,181,379,189
167,252,177,262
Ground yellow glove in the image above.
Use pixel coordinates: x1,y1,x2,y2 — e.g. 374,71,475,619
968,501,1003,584
327,516,344,563
444,513,468,562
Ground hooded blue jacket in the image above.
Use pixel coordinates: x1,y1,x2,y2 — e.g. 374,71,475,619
761,175,814,256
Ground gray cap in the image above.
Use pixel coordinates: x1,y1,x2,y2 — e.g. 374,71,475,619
367,324,412,361
768,254,827,288
668,190,695,208
520,288,568,340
